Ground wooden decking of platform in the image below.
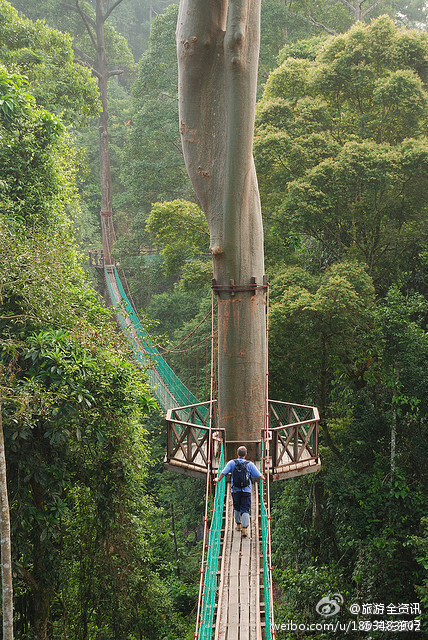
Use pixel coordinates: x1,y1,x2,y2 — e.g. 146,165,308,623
214,482,263,640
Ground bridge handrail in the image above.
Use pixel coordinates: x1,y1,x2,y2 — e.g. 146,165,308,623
196,442,226,639
269,398,320,414
260,441,275,640
270,417,319,430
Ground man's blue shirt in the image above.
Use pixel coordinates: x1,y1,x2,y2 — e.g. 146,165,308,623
220,457,261,493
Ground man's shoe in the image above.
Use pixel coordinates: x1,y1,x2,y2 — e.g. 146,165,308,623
236,523,241,531
241,527,248,537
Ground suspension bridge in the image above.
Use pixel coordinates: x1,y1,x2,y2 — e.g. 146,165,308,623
102,263,321,640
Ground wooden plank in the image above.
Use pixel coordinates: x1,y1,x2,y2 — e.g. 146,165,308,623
273,460,321,480
254,482,262,640
240,537,250,640
248,482,260,640
239,493,251,640
227,526,241,639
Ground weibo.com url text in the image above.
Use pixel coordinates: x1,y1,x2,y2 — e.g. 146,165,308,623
272,619,422,633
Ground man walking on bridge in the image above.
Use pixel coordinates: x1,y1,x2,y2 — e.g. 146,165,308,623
214,446,264,537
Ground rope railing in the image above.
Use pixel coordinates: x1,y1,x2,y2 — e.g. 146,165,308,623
195,443,225,640
261,278,276,638
260,441,275,640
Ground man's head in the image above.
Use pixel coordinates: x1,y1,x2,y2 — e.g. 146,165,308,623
237,445,247,458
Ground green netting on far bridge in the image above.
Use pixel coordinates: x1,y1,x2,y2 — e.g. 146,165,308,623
260,487,273,640
105,266,199,413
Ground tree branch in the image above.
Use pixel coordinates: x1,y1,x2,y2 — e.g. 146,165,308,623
72,45,96,69
62,2,96,27
63,1,97,50
103,0,126,22
338,0,357,14
108,69,124,77
0,315,34,320
362,0,382,19
308,9,338,36
16,564,38,593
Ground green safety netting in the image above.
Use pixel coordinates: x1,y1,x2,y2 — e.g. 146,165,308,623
105,266,198,412
198,445,225,640
260,487,273,640
260,444,273,639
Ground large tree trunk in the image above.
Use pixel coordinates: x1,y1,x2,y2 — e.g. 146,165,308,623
177,0,266,452
0,402,14,640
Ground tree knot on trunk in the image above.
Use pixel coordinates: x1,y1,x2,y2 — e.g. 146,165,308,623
198,166,210,178
181,36,197,54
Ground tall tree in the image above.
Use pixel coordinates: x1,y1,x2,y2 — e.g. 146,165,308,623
177,0,266,450
64,0,129,265
255,16,428,291
0,0,100,126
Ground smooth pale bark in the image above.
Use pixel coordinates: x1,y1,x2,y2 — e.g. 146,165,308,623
177,0,266,449
339,0,382,22
0,402,14,640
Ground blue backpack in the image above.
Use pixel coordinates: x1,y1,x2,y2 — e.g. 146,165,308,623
232,459,250,489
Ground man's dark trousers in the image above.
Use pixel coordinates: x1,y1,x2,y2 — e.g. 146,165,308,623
232,490,251,528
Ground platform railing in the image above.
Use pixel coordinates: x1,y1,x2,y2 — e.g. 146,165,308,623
268,400,320,479
165,401,224,476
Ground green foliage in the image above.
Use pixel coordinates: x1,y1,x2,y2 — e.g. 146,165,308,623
0,70,196,637
274,563,348,639
256,24,428,623
120,4,192,230
9,0,171,62
268,261,375,406
0,0,100,125
7,0,136,77
284,0,428,37
146,199,210,277
146,289,205,335
258,0,316,89
255,17,428,289
285,139,428,286
3,328,171,637
0,77,78,228
407,517,428,620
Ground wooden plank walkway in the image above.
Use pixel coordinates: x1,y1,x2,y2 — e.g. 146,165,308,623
214,483,263,640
